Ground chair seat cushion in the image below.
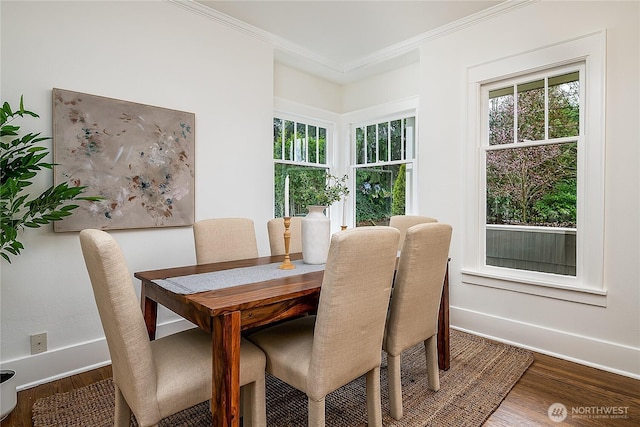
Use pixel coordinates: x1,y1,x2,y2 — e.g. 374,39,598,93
249,315,315,393
152,328,265,419
152,329,212,418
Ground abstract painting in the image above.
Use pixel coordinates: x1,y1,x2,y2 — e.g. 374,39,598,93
52,88,195,231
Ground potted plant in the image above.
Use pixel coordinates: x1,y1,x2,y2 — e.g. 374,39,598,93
296,172,349,209
0,96,99,420
0,96,100,262
295,172,349,264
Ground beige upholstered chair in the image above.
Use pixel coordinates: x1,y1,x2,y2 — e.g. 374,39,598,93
193,218,259,264
383,222,452,420
389,215,437,251
79,229,266,427
250,227,400,427
267,217,302,256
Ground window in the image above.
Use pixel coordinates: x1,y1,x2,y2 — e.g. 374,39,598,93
485,68,579,276
352,114,416,226
463,32,606,305
273,115,330,217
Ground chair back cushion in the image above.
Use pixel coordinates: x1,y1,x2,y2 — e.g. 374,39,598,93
193,218,259,264
79,229,160,421
389,215,437,251
307,227,399,399
267,217,302,255
384,223,452,355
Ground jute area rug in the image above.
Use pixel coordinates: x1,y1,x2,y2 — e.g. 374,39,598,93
32,330,533,426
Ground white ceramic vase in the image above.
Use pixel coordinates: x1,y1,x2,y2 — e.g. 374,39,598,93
301,205,330,264
0,370,17,421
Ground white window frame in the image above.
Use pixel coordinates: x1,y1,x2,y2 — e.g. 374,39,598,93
273,112,333,169
349,107,418,225
462,31,607,306
272,111,338,218
352,112,416,165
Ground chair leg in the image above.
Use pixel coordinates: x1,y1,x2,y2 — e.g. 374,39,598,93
114,384,132,427
425,335,440,391
387,354,403,420
255,376,267,427
308,396,325,427
242,377,267,427
366,366,383,427
241,385,250,427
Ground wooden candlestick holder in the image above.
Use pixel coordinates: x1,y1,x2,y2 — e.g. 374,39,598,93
279,216,295,270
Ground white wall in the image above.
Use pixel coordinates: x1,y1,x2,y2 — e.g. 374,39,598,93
341,63,420,113
274,63,342,113
274,61,420,115
1,0,274,388
418,1,639,377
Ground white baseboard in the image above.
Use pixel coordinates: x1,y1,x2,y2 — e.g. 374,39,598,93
3,319,196,391
451,306,640,379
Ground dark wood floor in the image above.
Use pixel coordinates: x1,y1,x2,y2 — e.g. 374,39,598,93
2,351,639,426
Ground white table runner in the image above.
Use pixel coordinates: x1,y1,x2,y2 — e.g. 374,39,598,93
152,260,325,294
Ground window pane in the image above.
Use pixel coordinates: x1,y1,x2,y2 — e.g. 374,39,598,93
486,143,576,225
549,72,580,139
366,125,376,163
486,142,577,275
308,125,317,163
274,162,287,218
391,163,408,217
355,164,406,226
294,122,306,162
378,123,389,162
489,87,514,145
517,79,545,142
274,163,329,217
356,127,365,164
283,120,294,161
273,118,283,159
318,127,326,164
357,117,415,165
390,119,402,160
404,117,415,159
274,117,328,165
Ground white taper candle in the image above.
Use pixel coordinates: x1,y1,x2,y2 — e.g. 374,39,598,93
342,195,347,226
284,175,290,217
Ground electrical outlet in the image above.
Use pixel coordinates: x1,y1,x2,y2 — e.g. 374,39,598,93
30,332,47,355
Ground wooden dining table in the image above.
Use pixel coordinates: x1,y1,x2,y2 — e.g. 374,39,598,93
134,252,450,427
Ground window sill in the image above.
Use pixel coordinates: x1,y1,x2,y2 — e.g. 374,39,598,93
460,269,607,307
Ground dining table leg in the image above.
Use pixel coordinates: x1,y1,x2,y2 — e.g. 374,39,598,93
211,311,241,427
140,284,157,340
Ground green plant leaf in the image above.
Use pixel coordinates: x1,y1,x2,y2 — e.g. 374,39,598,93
1,96,101,263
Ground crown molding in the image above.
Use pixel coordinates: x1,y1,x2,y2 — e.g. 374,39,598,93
167,0,345,73
343,0,537,73
167,0,537,78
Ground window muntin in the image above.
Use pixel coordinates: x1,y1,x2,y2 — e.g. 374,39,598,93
273,117,330,217
353,115,415,226
483,67,580,277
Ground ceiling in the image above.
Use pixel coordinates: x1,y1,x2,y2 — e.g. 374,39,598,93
186,0,511,84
